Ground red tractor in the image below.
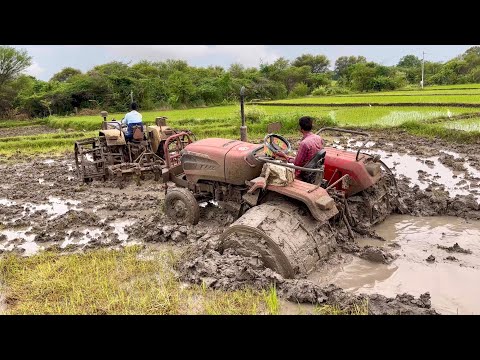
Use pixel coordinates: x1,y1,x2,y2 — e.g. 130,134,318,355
161,125,398,278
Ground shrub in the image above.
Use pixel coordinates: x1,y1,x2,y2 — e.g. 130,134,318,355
243,106,266,123
289,82,310,98
312,86,327,96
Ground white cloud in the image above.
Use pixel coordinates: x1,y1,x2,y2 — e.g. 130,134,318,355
98,45,279,67
211,45,280,67
24,61,45,78
101,45,210,61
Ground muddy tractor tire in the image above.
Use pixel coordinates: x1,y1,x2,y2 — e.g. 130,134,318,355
164,187,200,225
219,201,336,279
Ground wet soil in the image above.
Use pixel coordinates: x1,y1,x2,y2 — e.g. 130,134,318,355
2,128,480,314
0,125,57,138
310,215,480,315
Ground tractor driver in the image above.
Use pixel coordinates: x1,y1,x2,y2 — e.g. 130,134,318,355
121,102,143,140
275,116,324,180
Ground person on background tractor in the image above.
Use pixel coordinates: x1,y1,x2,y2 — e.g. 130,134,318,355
121,102,143,140
275,116,324,180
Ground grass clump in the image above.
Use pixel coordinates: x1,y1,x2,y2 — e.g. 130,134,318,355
314,300,369,315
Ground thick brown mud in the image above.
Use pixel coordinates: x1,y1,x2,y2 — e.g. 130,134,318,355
2,129,480,314
0,125,57,138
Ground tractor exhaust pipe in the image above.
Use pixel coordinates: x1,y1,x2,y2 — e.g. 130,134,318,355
240,86,247,142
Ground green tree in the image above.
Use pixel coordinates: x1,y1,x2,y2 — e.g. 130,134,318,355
0,46,32,86
334,56,366,79
292,54,330,73
50,67,82,82
397,55,422,68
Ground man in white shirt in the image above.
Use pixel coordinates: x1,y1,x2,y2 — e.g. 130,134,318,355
122,102,143,140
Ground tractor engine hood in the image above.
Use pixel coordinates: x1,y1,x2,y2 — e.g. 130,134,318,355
181,138,264,185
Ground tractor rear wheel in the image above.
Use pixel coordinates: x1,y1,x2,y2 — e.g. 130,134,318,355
219,200,336,278
164,188,200,225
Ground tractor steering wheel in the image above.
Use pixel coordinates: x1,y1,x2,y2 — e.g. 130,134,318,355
263,134,291,160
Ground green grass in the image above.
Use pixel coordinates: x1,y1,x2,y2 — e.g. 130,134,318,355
2,104,480,156
3,83,480,156
313,300,369,315
263,283,280,315
40,105,479,133
440,117,480,132
419,84,480,90
0,246,270,315
0,119,43,128
260,94,480,105
0,131,95,156
398,120,480,143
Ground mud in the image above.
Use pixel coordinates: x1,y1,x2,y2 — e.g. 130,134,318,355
0,125,57,138
313,214,480,315
437,242,472,254
2,128,480,314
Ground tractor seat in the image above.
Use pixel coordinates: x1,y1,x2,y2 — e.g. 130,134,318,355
304,149,326,169
128,124,145,142
301,149,326,185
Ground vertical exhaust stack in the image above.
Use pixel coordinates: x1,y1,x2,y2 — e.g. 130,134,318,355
240,86,247,142
100,110,108,130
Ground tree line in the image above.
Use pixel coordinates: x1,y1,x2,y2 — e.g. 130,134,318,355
1,46,480,119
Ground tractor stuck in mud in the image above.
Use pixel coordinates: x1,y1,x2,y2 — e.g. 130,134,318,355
73,106,400,280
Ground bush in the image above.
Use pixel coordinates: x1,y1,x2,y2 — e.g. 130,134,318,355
312,85,350,96
326,86,351,95
289,82,310,98
243,106,266,123
312,86,327,96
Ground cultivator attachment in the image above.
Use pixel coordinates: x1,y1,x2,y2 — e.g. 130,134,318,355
107,150,165,187
75,137,165,186
74,137,108,182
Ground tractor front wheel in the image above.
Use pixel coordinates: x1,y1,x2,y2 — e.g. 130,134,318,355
164,188,200,225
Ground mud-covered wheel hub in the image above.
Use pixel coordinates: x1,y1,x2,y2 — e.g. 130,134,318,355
171,200,187,217
164,187,200,225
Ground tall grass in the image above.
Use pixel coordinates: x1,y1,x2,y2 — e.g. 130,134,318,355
0,119,43,128
441,118,480,132
0,131,95,156
0,247,268,315
263,283,279,315
314,299,369,315
261,94,480,105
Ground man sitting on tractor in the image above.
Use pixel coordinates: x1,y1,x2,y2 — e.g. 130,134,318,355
275,116,324,180
121,102,143,141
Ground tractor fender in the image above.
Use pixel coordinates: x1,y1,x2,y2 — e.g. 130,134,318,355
265,180,338,223
99,129,126,146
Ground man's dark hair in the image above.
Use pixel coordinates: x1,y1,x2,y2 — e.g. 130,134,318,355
131,102,138,111
299,116,313,131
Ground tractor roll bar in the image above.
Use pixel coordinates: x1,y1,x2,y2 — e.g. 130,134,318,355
163,132,193,168
316,127,371,162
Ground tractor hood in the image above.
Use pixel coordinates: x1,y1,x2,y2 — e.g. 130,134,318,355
182,138,264,185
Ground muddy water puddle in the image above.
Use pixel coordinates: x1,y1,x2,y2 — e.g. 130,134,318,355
332,141,480,201
310,215,480,315
23,197,82,218
278,299,317,315
0,227,39,256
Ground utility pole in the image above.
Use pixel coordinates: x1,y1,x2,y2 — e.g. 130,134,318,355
240,86,247,142
421,51,425,89
130,90,134,103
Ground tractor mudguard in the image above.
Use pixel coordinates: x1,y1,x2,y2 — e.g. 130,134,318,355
266,180,338,223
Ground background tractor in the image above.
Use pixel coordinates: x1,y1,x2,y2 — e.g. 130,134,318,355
74,112,193,186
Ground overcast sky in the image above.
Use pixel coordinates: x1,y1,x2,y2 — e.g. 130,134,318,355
10,45,476,81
